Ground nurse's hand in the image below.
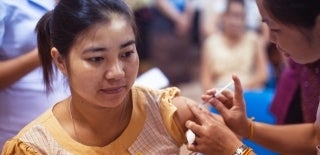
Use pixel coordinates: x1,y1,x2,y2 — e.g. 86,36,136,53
202,75,251,138
185,105,243,155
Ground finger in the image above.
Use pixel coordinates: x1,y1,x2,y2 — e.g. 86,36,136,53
188,104,212,125
201,89,216,101
186,136,204,153
186,143,197,152
220,90,234,109
215,94,229,105
210,113,225,124
185,120,205,137
232,75,246,107
206,89,216,96
210,97,230,118
187,138,207,154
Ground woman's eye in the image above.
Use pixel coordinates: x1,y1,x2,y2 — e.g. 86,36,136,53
87,57,104,62
121,51,134,58
270,28,280,33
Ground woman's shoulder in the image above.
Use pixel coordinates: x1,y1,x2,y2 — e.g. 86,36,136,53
14,109,53,137
2,138,39,155
132,86,181,99
2,109,54,155
2,107,74,155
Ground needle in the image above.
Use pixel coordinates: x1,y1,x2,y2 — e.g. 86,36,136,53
198,80,234,108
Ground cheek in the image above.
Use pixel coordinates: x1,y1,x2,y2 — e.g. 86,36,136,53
125,58,139,79
68,61,100,89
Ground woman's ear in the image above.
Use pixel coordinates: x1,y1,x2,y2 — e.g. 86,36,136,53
51,47,68,76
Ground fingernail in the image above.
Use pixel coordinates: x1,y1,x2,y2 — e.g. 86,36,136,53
185,121,191,128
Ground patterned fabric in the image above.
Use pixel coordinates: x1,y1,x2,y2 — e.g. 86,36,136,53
2,86,185,155
271,59,320,123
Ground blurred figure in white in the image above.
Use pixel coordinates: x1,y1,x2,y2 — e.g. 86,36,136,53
0,0,68,150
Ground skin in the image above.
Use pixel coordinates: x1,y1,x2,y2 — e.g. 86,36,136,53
0,48,40,90
52,15,140,146
187,0,320,154
257,0,320,64
0,1,60,90
223,1,246,39
155,0,194,37
51,14,197,147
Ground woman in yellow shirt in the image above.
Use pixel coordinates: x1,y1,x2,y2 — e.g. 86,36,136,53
1,0,215,154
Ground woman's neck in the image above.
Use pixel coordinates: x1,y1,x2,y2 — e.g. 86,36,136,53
68,96,132,146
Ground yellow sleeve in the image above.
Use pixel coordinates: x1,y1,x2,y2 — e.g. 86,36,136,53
2,138,39,155
159,87,186,146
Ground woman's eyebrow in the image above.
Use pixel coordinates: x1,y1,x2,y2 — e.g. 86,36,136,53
120,40,135,49
82,40,136,53
83,47,108,54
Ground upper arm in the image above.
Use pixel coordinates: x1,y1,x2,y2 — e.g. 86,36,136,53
172,96,198,132
2,138,39,155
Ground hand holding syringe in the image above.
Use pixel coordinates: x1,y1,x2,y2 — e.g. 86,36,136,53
186,81,234,145
197,80,234,108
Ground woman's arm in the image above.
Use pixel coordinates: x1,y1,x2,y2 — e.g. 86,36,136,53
250,122,318,154
172,96,198,132
0,48,40,90
205,75,319,154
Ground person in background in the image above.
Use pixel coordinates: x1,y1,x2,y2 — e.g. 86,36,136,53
124,0,155,74
148,0,200,85
1,0,205,154
0,0,67,151
200,0,268,91
186,0,320,154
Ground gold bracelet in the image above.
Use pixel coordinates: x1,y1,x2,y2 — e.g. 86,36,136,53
248,117,255,139
233,144,253,155
243,147,253,155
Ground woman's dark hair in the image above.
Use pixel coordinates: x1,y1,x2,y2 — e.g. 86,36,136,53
36,0,137,92
263,0,320,29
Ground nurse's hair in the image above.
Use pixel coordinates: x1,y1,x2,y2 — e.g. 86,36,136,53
263,0,320,29
35,0,137,92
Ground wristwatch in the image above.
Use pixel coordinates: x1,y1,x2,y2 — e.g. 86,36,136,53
233,144,249,155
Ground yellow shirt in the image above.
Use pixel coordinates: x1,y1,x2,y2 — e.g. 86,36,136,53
2,86,185,155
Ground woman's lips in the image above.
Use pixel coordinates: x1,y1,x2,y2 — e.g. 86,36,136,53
100,86,125,94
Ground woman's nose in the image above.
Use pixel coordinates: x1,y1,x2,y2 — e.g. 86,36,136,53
105,62,125,80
